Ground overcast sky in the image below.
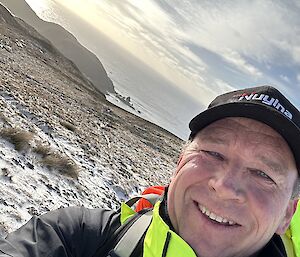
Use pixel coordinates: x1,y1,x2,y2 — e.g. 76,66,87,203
26,0,300,108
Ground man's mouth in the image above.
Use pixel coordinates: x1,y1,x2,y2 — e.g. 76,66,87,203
197,203,238,226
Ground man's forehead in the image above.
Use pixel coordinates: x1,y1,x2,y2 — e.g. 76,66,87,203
201,117,278,132
195,117,289,149
191,118,298,172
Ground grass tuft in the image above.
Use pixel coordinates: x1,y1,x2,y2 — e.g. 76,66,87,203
42,153,79,178
0,128,33,151
33,144,52,158
34,144,79,179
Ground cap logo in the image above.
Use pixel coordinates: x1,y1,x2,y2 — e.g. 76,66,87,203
238,93,293,120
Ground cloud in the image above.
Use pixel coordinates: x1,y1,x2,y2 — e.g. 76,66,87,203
56,0,300,107
280,75,290,83
107,1,299,92
221,50,263,77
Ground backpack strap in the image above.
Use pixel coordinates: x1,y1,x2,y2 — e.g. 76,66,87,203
93,195,162,257
107,210,153,257
93,208,150,257
107,194,164,256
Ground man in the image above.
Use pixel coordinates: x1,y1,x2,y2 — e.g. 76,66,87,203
0,85,299,257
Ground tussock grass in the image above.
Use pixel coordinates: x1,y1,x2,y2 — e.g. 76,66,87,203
34,144,79,179
42,154,78,178
33,144,52,157
0,127,79,178
0,128,33,151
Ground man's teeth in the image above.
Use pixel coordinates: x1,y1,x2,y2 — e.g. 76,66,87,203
198,204,236,225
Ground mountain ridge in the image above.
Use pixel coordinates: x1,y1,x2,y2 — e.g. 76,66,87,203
0,0,116,95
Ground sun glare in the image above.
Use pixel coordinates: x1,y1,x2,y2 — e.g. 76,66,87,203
24,0,50,15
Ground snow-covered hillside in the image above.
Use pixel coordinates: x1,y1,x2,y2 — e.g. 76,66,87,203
0,4,183,237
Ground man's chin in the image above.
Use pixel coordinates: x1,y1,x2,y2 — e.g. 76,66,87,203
178,203,249,257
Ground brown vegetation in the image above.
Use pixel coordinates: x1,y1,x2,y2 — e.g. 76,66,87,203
0,127,33,151
34,143,79,179
33,144,52,157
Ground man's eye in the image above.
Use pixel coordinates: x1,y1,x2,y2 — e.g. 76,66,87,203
202,150,224,161
250,169,276,184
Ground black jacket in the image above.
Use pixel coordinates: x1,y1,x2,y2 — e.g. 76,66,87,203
0,205,287,257
0,207,121,257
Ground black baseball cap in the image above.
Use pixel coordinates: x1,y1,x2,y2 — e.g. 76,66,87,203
189,85,300,171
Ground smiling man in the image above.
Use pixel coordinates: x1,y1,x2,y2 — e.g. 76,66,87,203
167,85,300,257
0,85,299,257
168,117,298,257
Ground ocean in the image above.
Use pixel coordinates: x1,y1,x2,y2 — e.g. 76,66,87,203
24,0,204,139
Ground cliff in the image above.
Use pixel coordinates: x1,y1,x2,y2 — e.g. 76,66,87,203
0,0,116,95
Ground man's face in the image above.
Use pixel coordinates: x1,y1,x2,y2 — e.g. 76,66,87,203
167,117,298,257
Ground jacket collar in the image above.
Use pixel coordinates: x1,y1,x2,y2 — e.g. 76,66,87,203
143,201,197,257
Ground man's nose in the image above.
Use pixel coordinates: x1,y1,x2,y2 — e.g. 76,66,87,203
208,168,246,203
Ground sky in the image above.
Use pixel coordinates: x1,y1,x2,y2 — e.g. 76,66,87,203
25,0,300,109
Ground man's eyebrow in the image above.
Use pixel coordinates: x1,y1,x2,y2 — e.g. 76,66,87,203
199,135,230,146
258,155,287,175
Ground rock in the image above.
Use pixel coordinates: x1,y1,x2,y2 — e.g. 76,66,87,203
26,162,34,169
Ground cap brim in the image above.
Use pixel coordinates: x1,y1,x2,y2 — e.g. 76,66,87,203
189,102,300,168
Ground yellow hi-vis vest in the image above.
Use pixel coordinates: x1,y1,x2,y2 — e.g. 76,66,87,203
121,201,300,257
121,201,196,257
281,204,300,257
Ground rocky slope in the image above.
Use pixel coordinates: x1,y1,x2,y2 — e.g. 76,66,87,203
0,4,183,237
0,0,116,95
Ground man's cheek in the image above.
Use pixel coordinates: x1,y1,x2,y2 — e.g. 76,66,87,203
247,185,280,218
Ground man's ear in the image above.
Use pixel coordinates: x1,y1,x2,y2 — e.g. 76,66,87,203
275,200,297,235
